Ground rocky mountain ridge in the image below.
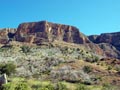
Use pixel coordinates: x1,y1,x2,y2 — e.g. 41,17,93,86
88,32,120,58
15,21,90,44
0,21,120,87
0,21,120,58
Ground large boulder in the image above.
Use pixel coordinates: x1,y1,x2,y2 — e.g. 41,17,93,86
15,21,91,44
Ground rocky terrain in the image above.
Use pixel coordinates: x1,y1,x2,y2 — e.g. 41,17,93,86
1,21,120,58
0,21,120,90
88,32,120,58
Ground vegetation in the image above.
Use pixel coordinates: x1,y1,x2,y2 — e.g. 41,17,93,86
0,62,16,76
101,83,119,90
55,82,68,90
83,66,92,73
0,43,120,89
1,83,14,90
107,66,112,70
20,45,31,54
75,84,90,90
15,82,31,90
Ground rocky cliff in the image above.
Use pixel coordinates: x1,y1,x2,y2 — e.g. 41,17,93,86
0,21,120,59
15,21,90,44
88,32,120,58
96,32,120,51
0,28,16,44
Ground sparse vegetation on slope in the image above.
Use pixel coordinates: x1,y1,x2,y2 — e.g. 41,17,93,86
0,41,120,89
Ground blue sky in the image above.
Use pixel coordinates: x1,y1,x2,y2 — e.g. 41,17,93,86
0,0,120,35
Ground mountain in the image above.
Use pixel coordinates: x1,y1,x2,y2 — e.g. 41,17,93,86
88,32,120,58
0,21,120,59
15,21,90,44
0,21,120,88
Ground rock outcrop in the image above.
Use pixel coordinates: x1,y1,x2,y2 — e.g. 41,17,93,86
0,21,120,59
88,35,99,43
15,21,90,44
96,32,120,51
88,32,120,59
98,43,120,58
0,28,16,44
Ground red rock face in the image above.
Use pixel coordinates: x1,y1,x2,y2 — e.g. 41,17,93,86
15,21,91,44
88,32,120,59
0,28,16,44
96,32,120,50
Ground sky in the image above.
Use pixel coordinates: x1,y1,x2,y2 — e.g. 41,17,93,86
0,0,120,35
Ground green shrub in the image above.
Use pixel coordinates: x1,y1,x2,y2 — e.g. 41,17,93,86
32,84,54,90
76,84,89,90
44,84,54,90
0,63,16,76
31,84,42,90
15,82,31,90
60,46,69,55
38,88,49,90
1,83,14,90
85,56,99,63
107,66,112,70
102,84,117,90
20,46,31,54
93,56,99,62
83,66,92,73
55,82,68,90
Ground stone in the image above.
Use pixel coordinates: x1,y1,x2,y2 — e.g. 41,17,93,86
0,74,7,86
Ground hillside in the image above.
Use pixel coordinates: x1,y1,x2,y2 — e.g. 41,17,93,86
0,21,120,90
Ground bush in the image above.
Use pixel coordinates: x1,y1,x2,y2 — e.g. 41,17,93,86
32,84,54,90
15,82,31,90
20,46,31,54
102,84,117,90
83,66,92,73
55,82,68,90
38,88,49,90
93,56,99,62
85,56,99,63
44,84,54,90
107,66,112,70
76,84,89,90
0,63,16,76
1,83,14,90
